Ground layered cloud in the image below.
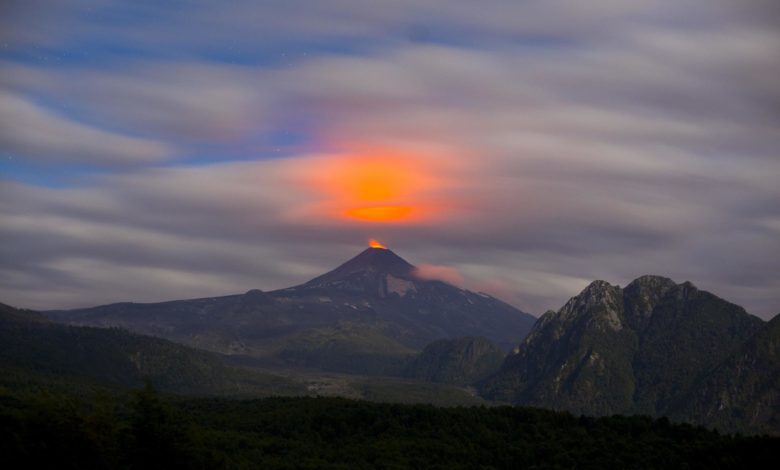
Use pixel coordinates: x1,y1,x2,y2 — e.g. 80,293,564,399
0,0,778,319
0,92,172,165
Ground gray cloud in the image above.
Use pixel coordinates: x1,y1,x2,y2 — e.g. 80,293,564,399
0,1,778,320
0,62,273,145
0,92,173,165
0,1,707,49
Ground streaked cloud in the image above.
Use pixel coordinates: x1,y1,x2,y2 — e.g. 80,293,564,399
0,0,778,319
0,92,172,165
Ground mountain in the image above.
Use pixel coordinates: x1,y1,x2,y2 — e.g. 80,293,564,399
404,336,505,385
0,302,305,396
47,246,536,375
480,275,773,433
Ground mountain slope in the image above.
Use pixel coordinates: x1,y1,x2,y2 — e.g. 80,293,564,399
480,276,769,432
678,314,780,434
0,303,304,396
630,280,764,415
404,336,505,385
47,247,536,374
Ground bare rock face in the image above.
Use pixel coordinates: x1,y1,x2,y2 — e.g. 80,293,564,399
480,275,768,433
558,280,625,331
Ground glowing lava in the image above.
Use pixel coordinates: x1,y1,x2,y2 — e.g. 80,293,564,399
369,239,387,249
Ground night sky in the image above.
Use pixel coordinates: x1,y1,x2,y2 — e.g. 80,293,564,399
1,1,778,319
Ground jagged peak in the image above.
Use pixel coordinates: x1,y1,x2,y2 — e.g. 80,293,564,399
556,280,624,330
559,280,622,309
580,280,621,297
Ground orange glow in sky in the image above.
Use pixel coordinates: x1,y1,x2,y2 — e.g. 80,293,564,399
310,149,441,224
368,239,387,249
345,205,413,222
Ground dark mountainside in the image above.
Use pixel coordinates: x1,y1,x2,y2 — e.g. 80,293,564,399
47,247,536,375
480,275,776,434
0,303,305,396
679,314,780,434
404,336,504,385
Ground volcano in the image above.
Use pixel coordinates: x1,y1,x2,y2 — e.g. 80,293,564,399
47,245,536,375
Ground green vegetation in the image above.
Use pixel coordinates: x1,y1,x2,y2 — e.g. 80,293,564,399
2,385,776,470
276,321,416,376
678,314,780,434
631,283,764,415
404,336,504,385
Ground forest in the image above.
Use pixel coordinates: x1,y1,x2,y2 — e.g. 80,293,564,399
1,383,776,470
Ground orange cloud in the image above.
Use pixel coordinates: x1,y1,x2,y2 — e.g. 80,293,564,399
345,205,413,222
303,147,448,224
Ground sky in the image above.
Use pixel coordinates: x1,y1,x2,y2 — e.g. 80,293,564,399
1,1,779,319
